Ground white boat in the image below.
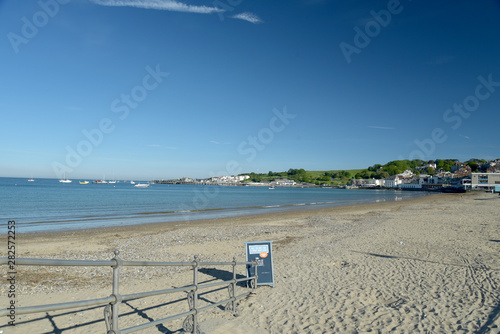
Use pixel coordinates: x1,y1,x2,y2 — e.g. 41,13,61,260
130,181,135,185
109,173,117,184
79,181,89,185
59,173,72,183
134,183,149,188
28,178,35,182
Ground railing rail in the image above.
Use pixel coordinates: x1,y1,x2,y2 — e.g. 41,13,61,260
0,250,257,334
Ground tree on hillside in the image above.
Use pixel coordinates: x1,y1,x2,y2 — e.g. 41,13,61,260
383,164,402,176
435,159,456,171
373,171,389,179
410,159,424,168
248,172,263,182
287,168,306,176
354,170,371,179
368,164,382,172
465,161,479,172
332,170,350,179
286,168,311,183
318,175,330,182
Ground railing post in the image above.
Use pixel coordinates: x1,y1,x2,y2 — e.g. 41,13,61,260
225,257,237,314
106,250,123,334
183,255,201,334
252,259,258,291
193,255,199,333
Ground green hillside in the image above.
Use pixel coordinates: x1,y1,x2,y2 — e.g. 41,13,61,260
241,158,485,185
243,168,366,185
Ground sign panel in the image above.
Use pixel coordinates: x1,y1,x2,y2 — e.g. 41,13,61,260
245,241,275,287
495,186,500,193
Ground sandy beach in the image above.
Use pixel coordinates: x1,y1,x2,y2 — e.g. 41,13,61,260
1,191,499,333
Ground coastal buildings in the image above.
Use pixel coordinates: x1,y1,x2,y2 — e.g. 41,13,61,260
154,158,499,190
271,178,297,186
384,175,402,188
471,173,500,190
154,175,251,185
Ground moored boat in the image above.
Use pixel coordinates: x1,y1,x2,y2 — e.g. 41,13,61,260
59,173,72,183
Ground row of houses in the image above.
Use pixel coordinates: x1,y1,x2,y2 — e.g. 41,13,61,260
351,169,500,191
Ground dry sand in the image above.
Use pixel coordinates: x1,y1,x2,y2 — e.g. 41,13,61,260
1,191,499,333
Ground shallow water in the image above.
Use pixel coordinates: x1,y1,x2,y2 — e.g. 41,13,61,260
0,177,429,233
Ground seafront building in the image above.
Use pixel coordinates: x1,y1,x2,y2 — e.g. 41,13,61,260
470,173,500,190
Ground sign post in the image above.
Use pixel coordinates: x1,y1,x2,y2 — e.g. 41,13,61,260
245,241,275,287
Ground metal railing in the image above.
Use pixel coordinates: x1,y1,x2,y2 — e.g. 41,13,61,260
0,250,257,333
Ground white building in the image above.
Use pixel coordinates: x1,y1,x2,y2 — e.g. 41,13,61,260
399,183,422,189
418,174,442,185
398,170,414,178
471,173,500,190
385,176,402,188
365,179,385,187
272,178,297,186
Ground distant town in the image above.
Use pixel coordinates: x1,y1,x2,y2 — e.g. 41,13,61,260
153,158,500,192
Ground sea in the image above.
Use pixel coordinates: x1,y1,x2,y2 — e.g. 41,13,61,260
0,177,430,234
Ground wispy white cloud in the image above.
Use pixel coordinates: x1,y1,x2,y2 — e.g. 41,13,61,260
368,126,395,130
210,140,220,145
90,0,223,14
231,12,262,24
459,134,470,140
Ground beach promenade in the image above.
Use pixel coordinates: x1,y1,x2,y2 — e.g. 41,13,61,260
1,191,499,333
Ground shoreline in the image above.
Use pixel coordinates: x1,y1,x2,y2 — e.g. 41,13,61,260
15,190,442,242
11,192,434,236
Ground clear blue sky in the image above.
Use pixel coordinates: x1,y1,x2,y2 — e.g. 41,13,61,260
1,0,500,180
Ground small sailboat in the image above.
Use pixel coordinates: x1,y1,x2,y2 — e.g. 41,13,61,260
59,173,72,183
108,173,117,184
28,178,35,182
130,181,135,185
79,181,89,185
134,183,149,188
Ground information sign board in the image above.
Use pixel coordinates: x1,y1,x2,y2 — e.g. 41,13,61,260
245,241,275,287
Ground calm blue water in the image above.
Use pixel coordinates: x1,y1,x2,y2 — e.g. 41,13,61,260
0,177,429,233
